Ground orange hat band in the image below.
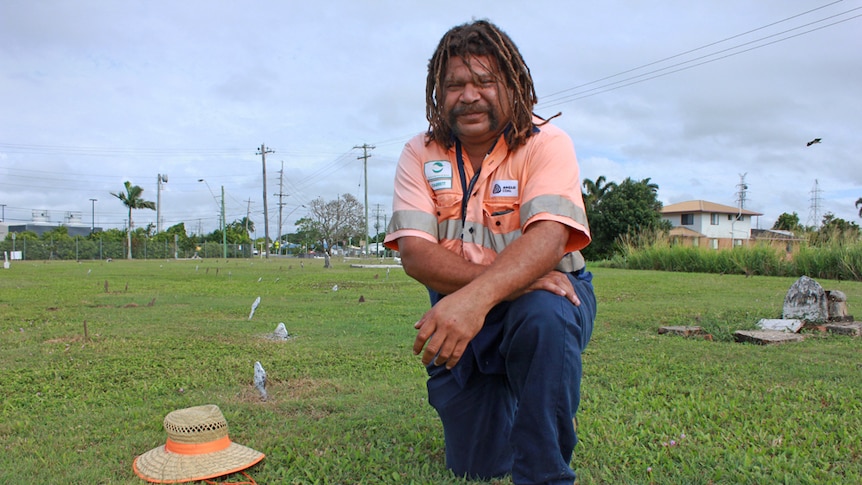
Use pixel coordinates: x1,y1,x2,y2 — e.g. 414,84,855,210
165,436,232,455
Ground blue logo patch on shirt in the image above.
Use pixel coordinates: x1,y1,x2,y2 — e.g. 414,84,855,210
491,180,518,197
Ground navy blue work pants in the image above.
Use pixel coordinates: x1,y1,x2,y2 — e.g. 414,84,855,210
425,270,596,485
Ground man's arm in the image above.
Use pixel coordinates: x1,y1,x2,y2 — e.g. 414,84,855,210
399,231,580,304
399,237,485,296
410,220,573,368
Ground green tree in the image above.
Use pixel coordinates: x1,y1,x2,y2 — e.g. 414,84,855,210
856,197,862,218
303,194,364,266
150,222,192,257
581,176,616,211
812,212,861,245
111,181,156,259
772,212,802,233
294,217,322,254
584,177,669,260
239,216,255,236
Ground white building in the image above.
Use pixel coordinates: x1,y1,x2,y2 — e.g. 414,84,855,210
660,200,762,250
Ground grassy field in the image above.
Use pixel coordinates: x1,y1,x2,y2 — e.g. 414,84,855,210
1,258,860,484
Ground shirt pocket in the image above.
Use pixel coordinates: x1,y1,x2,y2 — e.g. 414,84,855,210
433,192,462,224
484,201,521,236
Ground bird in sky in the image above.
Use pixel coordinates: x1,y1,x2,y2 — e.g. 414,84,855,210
806,138,822,147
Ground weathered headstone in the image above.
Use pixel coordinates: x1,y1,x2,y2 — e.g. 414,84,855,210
782,275,828,323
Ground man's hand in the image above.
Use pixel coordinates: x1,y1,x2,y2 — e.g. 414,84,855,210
404,220,575,369
509,270,581,306
413,291,488,369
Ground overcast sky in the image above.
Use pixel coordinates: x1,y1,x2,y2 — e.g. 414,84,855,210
1,0,860,238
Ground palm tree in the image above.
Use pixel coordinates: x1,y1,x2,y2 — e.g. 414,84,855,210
856,197,862,218
582,176,616,209
111,181,156,259
638,177,659,195
239,216,255,236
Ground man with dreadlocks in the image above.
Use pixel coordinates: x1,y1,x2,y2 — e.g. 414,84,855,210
384,20,595,484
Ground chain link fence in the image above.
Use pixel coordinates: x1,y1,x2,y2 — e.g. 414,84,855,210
0,237,256,260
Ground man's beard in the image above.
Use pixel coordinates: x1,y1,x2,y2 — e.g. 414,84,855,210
447,103,501,138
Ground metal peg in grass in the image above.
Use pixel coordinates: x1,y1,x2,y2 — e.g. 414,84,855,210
249,296,261,320
253,361,267,401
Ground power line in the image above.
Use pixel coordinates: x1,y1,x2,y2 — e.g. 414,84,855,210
538,6,862,109
542,1,849,103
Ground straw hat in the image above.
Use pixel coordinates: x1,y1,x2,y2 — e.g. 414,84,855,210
133,404,264,483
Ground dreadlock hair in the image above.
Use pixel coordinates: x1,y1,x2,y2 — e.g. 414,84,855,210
425,20,539,150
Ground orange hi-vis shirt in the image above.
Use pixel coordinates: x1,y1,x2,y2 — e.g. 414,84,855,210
384,120,590,272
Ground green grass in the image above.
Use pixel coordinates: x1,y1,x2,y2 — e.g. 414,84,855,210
1,259,860,484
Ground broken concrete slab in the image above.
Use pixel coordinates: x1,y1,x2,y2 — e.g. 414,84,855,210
734,330,805,345
825,322,862,337
757,319,804,333
658,326,705,337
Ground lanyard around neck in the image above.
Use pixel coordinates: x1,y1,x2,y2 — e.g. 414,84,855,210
455,139,481,227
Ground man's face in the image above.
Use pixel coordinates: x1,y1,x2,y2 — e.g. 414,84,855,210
441,55,512,148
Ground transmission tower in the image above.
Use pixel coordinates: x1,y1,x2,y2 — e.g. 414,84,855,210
735,173,748,211
807,179,822,228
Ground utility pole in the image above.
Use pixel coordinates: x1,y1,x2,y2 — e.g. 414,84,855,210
220,185,227,258
257,144,274,258
373,204,385,249
274,161,288,256
244,199,253,236
156,173,168,233
354,143,374,257
89,199,97,233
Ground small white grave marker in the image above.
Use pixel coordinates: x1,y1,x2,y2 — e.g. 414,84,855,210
248,296,261,320
253,361,267,401
757,319,804,333
273,323,289,340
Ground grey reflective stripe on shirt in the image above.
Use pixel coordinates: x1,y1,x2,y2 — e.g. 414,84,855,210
555,251,586,273
388,210,439,238
390,203,586,272
459,219,520,253
520,194,589,229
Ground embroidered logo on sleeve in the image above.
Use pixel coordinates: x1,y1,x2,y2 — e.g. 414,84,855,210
424,160,453,190
491,180,518,197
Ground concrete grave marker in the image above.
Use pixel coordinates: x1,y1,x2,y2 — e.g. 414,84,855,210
826,290,852,322
783,275,829,323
